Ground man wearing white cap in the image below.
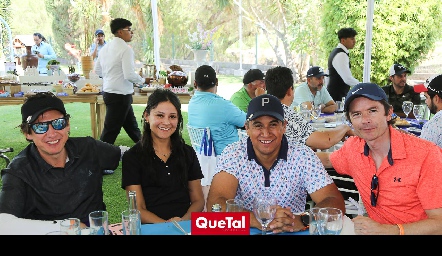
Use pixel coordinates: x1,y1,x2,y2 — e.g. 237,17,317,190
382,63,421,118
414,74,442,148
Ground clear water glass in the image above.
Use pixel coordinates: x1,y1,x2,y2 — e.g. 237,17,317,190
402,101,413,118
252,194,277,235
318,207,343,235
412,104,425,122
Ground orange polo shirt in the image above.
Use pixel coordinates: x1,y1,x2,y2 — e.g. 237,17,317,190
330,126,442,224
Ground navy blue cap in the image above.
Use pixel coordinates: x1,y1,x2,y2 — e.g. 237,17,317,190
307,66,328,78
95,29,105,36
344,83,388,112
247,94,284,122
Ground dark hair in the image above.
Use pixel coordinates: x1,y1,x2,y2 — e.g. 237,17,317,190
345,98,394,125
139,89,188,187
19,92,70,140
33,32,47,42
265,66,294,99
337,28,357,40
110,18,132,34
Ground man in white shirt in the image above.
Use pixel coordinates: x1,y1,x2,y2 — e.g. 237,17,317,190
292,66,337,113
94,18,151,174
326,27,360,102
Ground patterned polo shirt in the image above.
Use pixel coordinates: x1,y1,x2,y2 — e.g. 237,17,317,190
420,110,442,148
282,103,315,144
215,135,333,213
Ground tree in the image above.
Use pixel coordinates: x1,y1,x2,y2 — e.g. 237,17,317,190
321,0,442,85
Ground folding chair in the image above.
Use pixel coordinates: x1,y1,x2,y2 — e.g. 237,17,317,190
187,124,208,153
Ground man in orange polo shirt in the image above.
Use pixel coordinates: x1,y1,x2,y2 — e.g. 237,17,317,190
322,82,442,235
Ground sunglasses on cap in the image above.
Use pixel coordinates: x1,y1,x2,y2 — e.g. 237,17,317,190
30,118,67,134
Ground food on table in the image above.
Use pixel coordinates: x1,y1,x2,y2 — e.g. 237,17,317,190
394,118,410,126
78,83,100,93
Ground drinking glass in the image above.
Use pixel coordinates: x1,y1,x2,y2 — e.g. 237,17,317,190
402,101,413,118
252,194,278,235
311,104,322,120
226,198,244,212
59,218,81,235
300,103,311,122
121,209,142,235
318,207,343,235
89,210,109,235
308,207,322,235
412,104,425,122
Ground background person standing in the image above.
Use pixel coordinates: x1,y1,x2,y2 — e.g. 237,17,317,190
31,33,57,75
326,27,360,102
95,18,151,174
89,29,107,62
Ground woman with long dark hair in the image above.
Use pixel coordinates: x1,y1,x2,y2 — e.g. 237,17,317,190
122,89,204,223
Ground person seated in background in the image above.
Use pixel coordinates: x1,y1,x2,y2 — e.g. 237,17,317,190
265,66,354,151
0,92,122,227
230,68,266,112
206,94,345,234
187,65,246,200
292,66,337,113
320,83,442,235
414,74,442,148
122,89,204,223
382,64,421,118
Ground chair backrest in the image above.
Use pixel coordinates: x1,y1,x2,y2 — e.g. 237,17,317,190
187,124,210,153
327,170,365,217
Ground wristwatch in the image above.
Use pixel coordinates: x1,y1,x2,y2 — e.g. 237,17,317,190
300,212,310,227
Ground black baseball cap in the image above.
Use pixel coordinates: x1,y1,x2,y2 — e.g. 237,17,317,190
246,94,284,122
195,65,217,87
344,83,388,112
414,74,442,94
21,92,67,124
389,64,411,76
307,66,329,78
243,69,265,85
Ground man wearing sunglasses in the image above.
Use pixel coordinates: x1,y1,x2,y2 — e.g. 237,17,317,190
0,92,122,229
320,83,442,235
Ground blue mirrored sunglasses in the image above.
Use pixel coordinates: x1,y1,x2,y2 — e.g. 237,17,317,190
30,118,67,134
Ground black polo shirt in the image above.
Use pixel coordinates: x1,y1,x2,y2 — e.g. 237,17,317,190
0,137,121,225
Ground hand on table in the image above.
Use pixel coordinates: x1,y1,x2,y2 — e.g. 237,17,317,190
268,207,304,233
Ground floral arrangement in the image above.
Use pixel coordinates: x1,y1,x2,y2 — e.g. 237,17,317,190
186,23,218,51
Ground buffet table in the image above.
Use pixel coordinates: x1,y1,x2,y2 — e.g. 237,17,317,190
0,95,98,139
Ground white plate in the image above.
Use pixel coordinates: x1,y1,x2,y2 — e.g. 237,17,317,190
311,117,326,123
141,87,156,92
76,91,100,95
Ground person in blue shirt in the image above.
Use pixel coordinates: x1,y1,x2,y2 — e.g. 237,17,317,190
188,65,246,199
188,65,246,156
89,29,107,62
292,66,337,113
31,33,57,75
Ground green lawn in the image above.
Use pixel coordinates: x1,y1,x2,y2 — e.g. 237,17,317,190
0,74,241,224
